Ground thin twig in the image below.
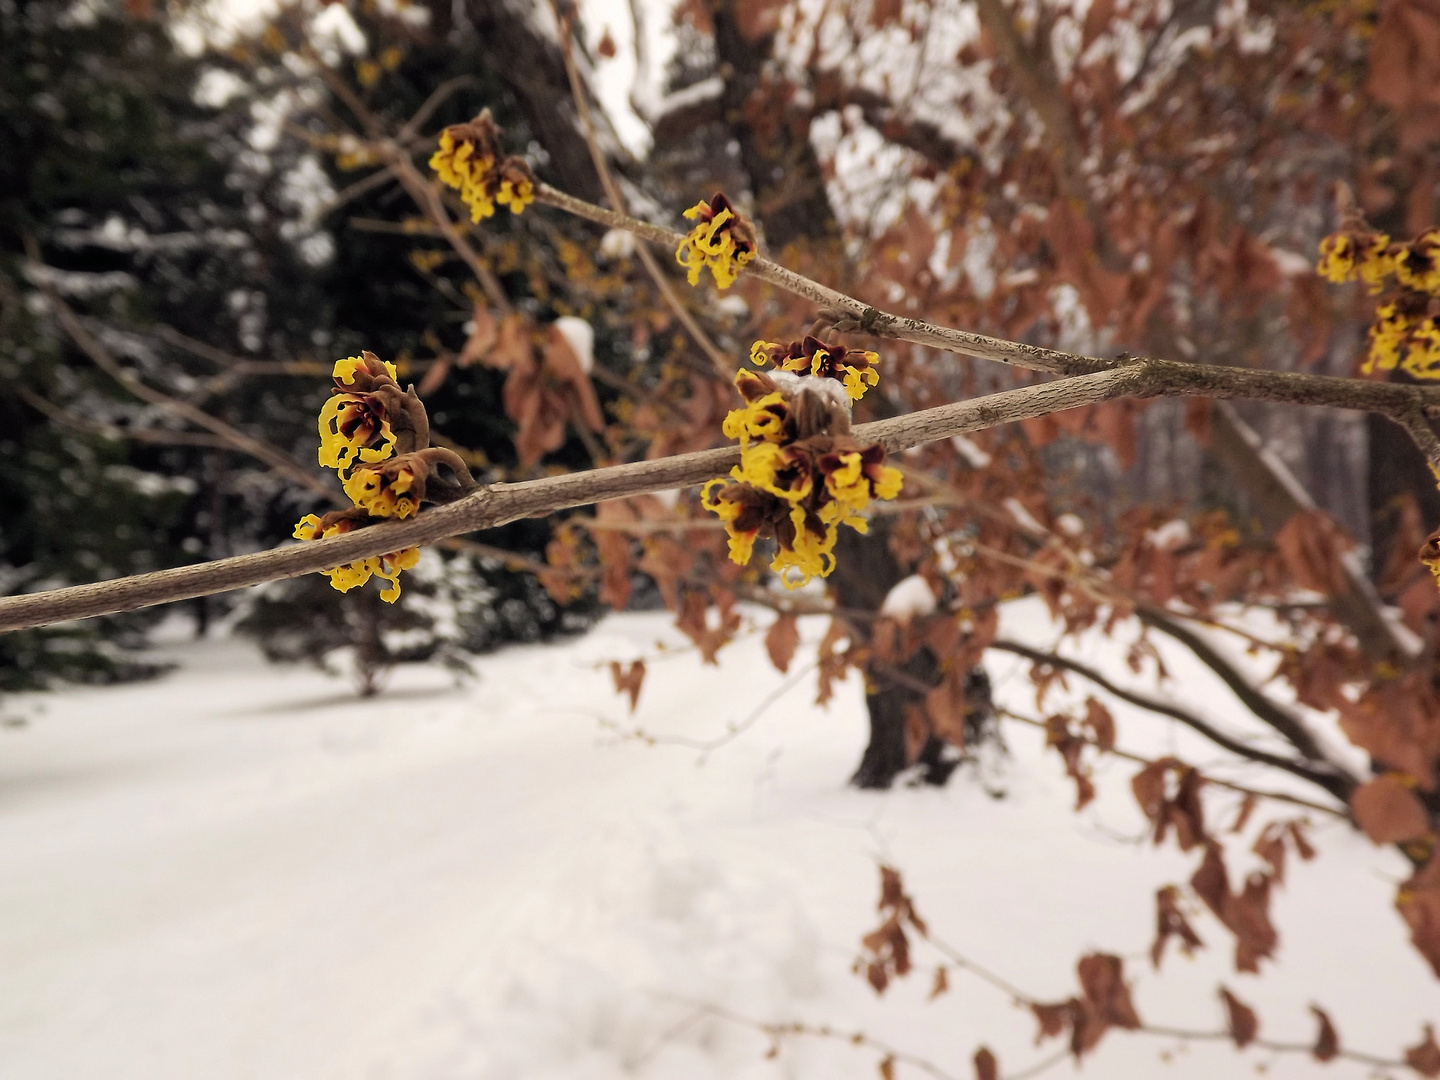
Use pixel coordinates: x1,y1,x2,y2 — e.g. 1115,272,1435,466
34,276,338,503
988,639,1352,800
994,705,1345,818
18,388,234,450
683,1000,963,1080
551,4,734,379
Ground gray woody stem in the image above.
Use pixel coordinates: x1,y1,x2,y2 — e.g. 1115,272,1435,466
3,369,1142,632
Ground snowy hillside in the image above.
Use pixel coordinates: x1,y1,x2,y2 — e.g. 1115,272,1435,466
0,602,1432,1079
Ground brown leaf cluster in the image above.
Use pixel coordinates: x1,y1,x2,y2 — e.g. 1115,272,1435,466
675,587,742,665
1030,953,1141,1058
1131,758,1207,851
856,865,928,995
1407,1024,1440,1077
1190,843,1279,973
1151,884,1204,969
474,312,605,468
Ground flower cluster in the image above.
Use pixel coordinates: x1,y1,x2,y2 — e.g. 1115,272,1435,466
1317,228,1395,293
675,192,758,289
293,510,420,603
702,363,902,588
750,335,882,401
295,352,475,602
429,109,535,223
1318,224,1440,379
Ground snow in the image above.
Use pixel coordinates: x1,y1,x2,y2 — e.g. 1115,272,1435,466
1146,519,1192,551
555,316,596,375
0,601,1433,1080
951,435,993,469
880,575,937,624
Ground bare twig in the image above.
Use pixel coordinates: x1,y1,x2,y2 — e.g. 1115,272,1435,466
681,1001,963,1080
551,4,734,379
994,705,1345,818
916,926,1406,1072
18,388,234,450
35,278,338,503
988,638,1354,801
1133,605,1338,769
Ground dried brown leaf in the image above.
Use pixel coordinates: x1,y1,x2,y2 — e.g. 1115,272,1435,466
1406,1024,1440,1077
1288,820,1317,861
815,619,852,706
1220,986,1259,1048
1082,697,1116,752
609,660,646,713
1311,1005,1340,1062
1081,0,1115,49
926,666,973,749
1132,759,1169,827
1152,883,1204,969
1077,953,1141,1030
929,965,949,999
764,614,800,674
1274,510,1353,596
1351,774,1432,844
1031,1001,1072,1043
1398,851,1440,977
1230,873,1279,973
1190,843,1230,922
1253,822,1288,886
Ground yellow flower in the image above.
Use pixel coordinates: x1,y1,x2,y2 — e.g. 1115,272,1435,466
292,513,419,602
701,479,760,566
751,336,882,401
1316,233,1356,283
494,162,535,214
1422,527,1440,590
1363,303,1407,374
429,112,534,223
772,506,837,589
318,393,397,473
293,514,377,594
1401,319,1440,381
675,192,757,289
721,388,790,446
293,514,324,542
732,441,814,504
1358,236,1396,294
1396,230,1440,295
1317,230,1393,293
373,547,421,603
333,353,399,386
343,460,422,519
702,359,902,585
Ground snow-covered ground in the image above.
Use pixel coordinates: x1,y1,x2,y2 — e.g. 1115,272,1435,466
0,600,1433,1080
